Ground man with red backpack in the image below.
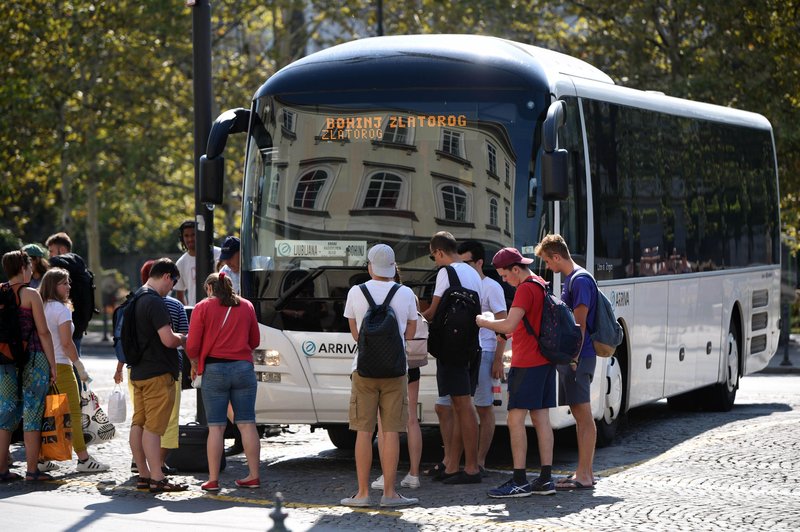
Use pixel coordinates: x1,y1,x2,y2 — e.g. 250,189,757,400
476,247,557,498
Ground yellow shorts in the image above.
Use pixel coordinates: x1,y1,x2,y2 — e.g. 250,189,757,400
131,373,175,436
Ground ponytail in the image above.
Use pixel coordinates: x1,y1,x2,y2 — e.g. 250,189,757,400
204,272,239,307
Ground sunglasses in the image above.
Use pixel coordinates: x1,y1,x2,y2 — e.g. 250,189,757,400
170,274,179,286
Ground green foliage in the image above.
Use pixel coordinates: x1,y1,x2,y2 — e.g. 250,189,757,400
0,0,797,260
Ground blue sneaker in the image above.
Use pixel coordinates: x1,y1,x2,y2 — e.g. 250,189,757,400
530,476,556,495
488,478,532,498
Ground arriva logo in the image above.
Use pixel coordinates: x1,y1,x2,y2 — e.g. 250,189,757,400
301,340,316,356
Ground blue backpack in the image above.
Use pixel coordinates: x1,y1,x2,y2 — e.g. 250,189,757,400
521,278,583,365
568,269,623,357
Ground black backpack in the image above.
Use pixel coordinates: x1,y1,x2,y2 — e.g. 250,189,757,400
116,289,159,366
427,265,482,367
356,283,407,379
0,282,30,368
49,253,97,338
521,278,583,365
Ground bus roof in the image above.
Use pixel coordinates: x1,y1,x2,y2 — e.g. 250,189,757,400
259,34,771,131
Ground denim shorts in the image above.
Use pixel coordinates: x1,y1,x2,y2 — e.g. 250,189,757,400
472,350,496,407
201,360,257,426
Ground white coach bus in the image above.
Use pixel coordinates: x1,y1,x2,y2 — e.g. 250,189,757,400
200,35,781,448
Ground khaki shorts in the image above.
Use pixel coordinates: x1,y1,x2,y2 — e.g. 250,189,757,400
131,373,176,436
348,372,408,433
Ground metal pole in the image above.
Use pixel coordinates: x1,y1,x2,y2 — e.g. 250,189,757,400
376,0,383,36
191,0,214,424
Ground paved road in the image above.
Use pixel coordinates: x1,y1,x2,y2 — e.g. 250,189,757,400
1,341,798,531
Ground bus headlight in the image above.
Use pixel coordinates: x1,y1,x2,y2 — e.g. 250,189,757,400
253,348,281,366
258,372,281,383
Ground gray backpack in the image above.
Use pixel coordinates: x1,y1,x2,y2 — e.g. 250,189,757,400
568,270,623,357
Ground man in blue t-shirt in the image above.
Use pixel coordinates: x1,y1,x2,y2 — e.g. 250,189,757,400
535,234,597,491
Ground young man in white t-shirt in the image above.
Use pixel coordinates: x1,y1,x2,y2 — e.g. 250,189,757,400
341,244,418,508
173,220,221,306
421,231,483,484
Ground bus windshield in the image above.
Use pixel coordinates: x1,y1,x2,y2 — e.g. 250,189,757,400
241,89,548,330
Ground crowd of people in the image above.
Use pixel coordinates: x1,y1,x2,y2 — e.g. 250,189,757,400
1,225,600,507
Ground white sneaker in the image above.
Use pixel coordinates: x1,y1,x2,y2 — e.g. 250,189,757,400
400,473,420,489
76,456,110,473
371,475,384,490
37,460,60,472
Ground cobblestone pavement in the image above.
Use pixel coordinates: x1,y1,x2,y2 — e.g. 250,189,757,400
2,342,798,531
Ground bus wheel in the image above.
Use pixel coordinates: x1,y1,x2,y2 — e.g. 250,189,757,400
326,425,356,450
704,324,740,412
596,355,624,447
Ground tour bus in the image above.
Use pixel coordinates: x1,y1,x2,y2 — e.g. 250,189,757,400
200,35,781,448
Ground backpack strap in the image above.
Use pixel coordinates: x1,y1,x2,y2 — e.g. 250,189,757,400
520,278,547,340
359,283,401,311
444,265,462,289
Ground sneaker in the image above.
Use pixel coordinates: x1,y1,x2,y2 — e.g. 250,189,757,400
371,475,385,490
379,493,418,507
400,473,420,489
530,476,556,495
37,460,60,473
488,478,532,498
76,456,110,473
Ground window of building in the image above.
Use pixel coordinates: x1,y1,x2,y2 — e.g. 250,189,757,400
504,204,510,232
505,160,511,186
293,169,328,209
384,120,410,145
441,129,464,158
282,110,296,132
487,142,497,176
363,172,403,209
441,184,469,222
489,197,498,227
268,173,280,206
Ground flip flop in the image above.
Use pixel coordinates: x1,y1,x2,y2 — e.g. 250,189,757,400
25,470,54,481
555,479,594,491
560,474,598,486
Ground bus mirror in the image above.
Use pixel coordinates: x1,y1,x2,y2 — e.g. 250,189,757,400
542,149,568,201
200,155,224,204
541,99,569,201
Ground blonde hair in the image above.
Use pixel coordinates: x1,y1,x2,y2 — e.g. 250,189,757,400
534,233,571,260
38,267,73,310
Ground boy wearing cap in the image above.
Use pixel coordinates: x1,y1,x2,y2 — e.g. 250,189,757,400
21,244,49,289
219,236,241,294
341,244,419,508
476,247,557,497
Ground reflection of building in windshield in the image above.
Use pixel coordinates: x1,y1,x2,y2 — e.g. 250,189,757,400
260,103,516,269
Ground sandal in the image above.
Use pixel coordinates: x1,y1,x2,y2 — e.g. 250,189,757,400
136,476,151,490
424,462,446,477
0,471,23,482
149,478,188,493
25,470,54,481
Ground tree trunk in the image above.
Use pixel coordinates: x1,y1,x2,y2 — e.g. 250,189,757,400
85,177,103,331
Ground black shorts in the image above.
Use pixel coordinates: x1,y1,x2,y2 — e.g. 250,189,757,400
436,357,479,398
408,367,420,384
507,365,556,410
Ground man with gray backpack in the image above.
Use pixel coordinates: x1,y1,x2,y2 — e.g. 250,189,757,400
341,244,418,508
535,233,622,491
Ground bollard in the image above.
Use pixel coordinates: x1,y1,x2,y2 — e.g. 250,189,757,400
269,491,290,531
780,336,793,367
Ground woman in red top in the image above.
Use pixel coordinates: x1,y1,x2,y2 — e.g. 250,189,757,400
186,272,260,491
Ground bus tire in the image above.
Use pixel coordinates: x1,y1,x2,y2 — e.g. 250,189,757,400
703,322,740,412
325,425,357,450
596,353,625,447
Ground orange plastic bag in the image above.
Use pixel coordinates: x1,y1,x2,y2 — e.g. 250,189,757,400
40,384,72,461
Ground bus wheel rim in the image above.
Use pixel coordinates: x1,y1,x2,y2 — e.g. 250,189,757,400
725,331,739,393
604,357,622,423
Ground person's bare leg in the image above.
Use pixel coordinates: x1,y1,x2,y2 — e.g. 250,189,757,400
237,423,261,481
352,430,373,498
406,380,422,477
129,425,149,479
205,425,225,482
476,404,496,468
380,431,400,499
451,394,479,475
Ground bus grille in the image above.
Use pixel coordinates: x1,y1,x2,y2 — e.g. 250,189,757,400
750,334,767,354
751,312,768,331
752,289,769,308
